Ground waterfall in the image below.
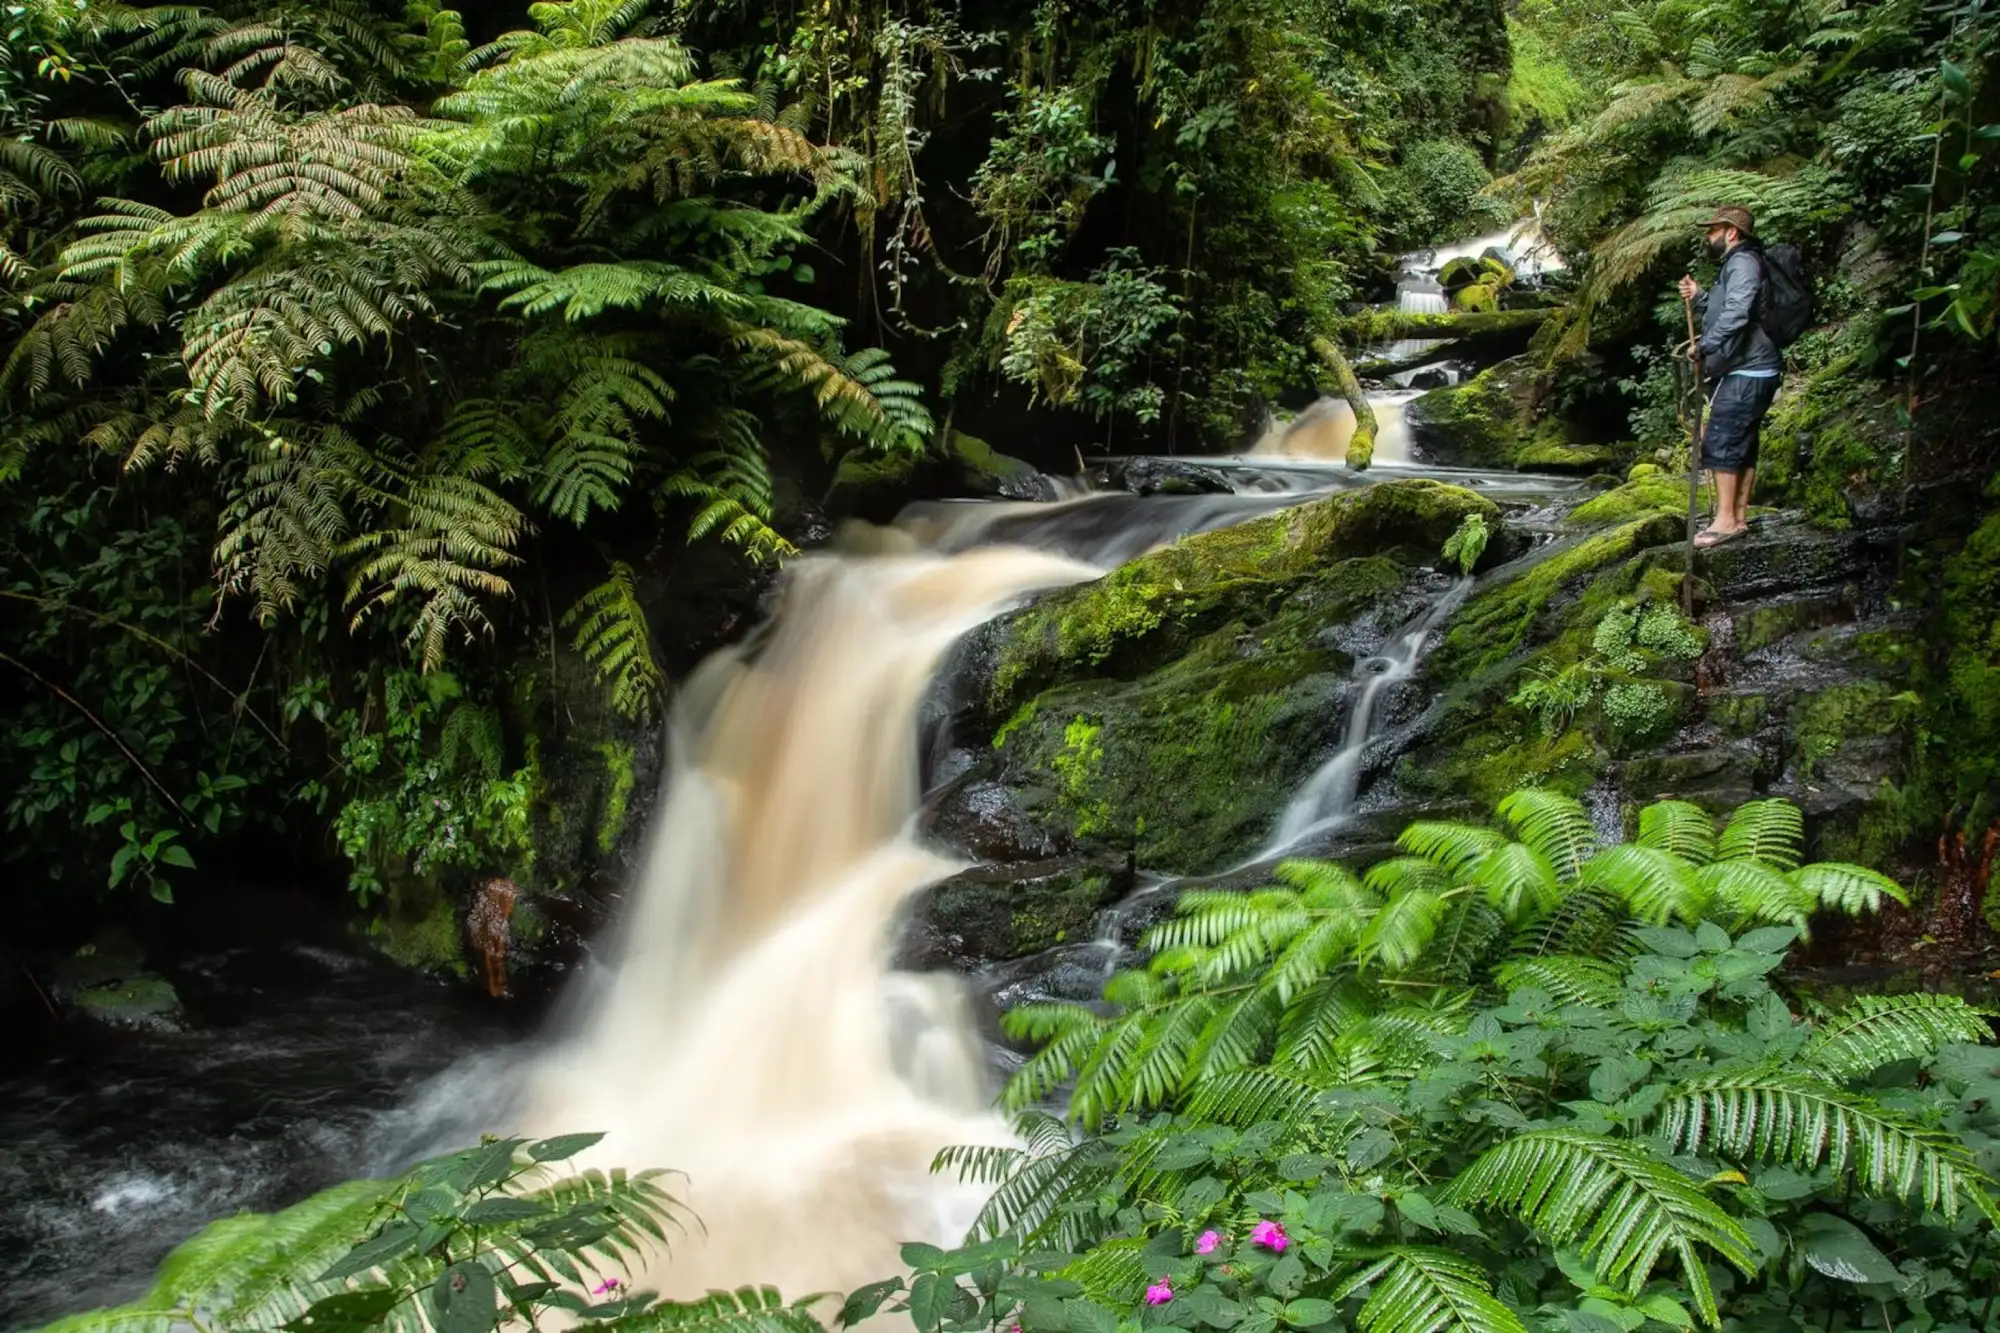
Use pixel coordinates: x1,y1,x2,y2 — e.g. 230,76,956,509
1258,578,1473,855
1249,391,1423,465
1398,288,1449,316
523,540,1099,1300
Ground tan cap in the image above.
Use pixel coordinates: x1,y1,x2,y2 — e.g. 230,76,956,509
1699,205,1755,235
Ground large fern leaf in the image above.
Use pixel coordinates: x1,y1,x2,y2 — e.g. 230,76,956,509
1334,1248,1528,1333
1497,790,1595,881
1659,1070,2000,1223
1798,994,1997,1080
1442,1129,1757,1324
562,561,667,724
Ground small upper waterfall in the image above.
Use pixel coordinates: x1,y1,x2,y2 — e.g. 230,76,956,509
1248,391,1423,465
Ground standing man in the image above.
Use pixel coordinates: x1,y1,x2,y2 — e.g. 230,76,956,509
1677,205,1782,548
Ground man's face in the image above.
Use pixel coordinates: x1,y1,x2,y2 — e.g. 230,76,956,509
1706,224,1733,257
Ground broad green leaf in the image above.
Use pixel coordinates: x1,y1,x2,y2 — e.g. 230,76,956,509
1794,1213,1899,1285
527,1133,605,1163
427,1262,497,1333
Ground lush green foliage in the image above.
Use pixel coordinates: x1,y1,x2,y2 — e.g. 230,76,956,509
34,1130,837,1333
881,793,2000,1333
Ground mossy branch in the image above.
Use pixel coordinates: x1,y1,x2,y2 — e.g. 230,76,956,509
1333,308,1554,341
1310,335,1376,471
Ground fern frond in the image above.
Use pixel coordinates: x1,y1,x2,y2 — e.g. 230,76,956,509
1714,799,1804,870
1579,844,1705,925
1659,1070,2000,1224
1636,801,1715,864
1798,994,1996,1080
562,561,666,723
1497,790,1595,881
1443,1129,1758,1324
1335,1248,1528,1333
1398,822,1508,876
1492,956,1626,1009
1790,862,1908,915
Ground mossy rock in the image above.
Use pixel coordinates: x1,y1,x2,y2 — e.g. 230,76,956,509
827,432,1051,519
946,431,1048,499
1405,356,1616,473
1568,473,1687,527
370,898,471,980
71,973,186,1033
977,479,1501,720
907,856,1131,966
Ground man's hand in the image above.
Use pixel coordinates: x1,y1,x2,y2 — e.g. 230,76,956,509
1678,274,1700,301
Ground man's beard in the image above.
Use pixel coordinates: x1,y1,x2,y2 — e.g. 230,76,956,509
1707,235,1729,258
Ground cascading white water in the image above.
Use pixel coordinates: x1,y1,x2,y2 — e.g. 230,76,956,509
523,534,1100,1300
1248,391,1423,465
1398,288,1449,316
1258,579,1472,855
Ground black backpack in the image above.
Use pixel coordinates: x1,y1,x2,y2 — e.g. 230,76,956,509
1751,241,1813,348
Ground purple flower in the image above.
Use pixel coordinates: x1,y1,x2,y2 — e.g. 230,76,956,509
1250,1220,1288,1253
1145,1280,1174,1306
1194,1230,1221,1255
592,1278,621,1296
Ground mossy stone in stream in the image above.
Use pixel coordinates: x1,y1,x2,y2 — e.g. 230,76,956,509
72,973,186,1033
370,898,471,980
981,479,1501,719
1404,356,1618,474
939,480,1501,875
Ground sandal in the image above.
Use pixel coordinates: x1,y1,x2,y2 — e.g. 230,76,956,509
1693,526,1746,549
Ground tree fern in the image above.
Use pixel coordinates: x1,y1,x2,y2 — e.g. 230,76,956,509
1335,1248,1528,1333
660,412,797,565
1442,1129,1758,1324
563,562,667,724
1659,1071,2000,1223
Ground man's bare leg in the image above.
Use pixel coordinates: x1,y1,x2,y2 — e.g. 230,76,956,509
1738,468,1755,527
1710,470,1744,534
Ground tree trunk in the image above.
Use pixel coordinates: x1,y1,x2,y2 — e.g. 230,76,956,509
1310,335,1376,471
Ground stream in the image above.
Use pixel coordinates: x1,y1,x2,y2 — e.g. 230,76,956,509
0,222,1580,1330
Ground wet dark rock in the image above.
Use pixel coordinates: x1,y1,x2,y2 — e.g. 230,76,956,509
929,776,1073,863
1696,515,1876,604
1109,456,1235,497
902,855,1132,969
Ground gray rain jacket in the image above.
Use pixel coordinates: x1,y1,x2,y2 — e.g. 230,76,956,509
1694,243,1783,381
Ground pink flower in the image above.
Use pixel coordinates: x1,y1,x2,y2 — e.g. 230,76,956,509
1250,1220,1288,1253
1194,1230,1221,1255
1145,1280,1174,1306
592,1278,621,1295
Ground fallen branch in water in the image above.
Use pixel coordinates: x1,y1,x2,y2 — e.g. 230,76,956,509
1310,335,1376,471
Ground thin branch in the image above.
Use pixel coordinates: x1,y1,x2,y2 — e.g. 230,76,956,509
0,650,192,824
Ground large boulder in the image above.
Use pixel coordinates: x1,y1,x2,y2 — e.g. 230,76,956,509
826,431,1055,520
1406,356,1617,473
927,480,1503,877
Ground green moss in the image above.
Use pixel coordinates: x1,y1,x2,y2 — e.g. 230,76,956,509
73,973,185,1031
1568,474,1686,528
987,479,1498,717
945,430,1039,490
372,899,469,979
1709,693,1770,738
1053,716,1113,837
993,698,1041,749
1406,724,1599,807
593,740,637,855
1793,681,1908,782
1433,514,1681,681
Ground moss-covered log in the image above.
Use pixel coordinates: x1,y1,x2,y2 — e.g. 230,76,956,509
1309,335,1376,470
1333,308,1553,341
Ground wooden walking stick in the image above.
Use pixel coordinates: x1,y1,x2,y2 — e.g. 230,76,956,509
1681,294,1707,616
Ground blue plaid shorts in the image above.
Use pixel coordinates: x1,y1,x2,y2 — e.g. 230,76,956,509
1701,373,1780,474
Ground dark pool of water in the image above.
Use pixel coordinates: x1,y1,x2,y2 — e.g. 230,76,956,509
0,943,526,1331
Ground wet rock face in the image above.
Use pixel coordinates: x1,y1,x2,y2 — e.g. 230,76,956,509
901,855,1132,970
1405,355,1618,474
920,481,1502,880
